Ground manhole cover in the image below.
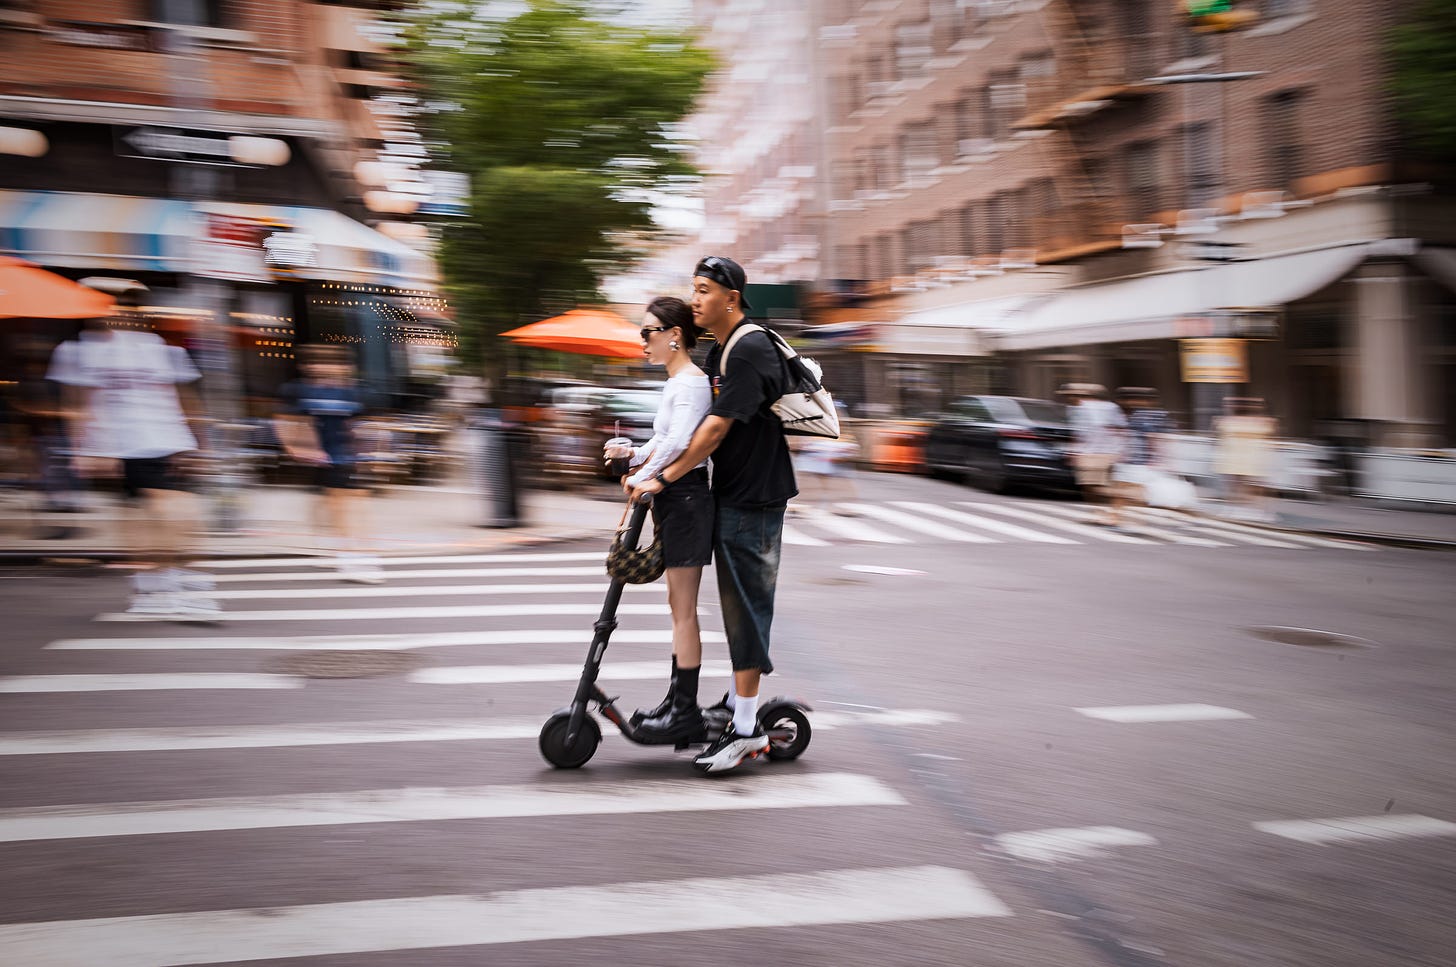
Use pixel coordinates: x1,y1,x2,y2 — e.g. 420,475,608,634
268,650,423,679
1247,627,1374,650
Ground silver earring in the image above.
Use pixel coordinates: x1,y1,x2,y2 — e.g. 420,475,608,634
669,340,680,351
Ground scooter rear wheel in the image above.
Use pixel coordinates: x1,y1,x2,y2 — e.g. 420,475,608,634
539,711,601,769
760,703,811,761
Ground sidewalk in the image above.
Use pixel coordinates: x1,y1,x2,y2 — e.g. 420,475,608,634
0,481,627,563
1196,495,1456,549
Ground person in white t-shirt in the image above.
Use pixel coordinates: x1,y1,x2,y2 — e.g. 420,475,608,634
47,285,218,618
1065,383,1128,527
603,296,714,744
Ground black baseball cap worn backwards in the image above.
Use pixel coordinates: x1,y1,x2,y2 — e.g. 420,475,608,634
694,255,751,310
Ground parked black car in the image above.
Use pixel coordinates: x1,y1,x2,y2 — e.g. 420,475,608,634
923,395,1076,493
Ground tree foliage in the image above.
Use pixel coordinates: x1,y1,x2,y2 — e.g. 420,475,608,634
406,1,713,371
1389,0,1456,161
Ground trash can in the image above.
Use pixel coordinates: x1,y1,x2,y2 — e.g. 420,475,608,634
472,408,522,528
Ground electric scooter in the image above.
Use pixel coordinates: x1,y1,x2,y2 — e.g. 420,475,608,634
538,493,812,771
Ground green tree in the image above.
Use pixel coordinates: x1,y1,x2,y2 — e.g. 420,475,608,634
1389,0,1456,161
406,1,713,380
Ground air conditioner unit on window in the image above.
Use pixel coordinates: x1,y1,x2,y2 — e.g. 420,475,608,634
1121,223,1167,249
1239,191,1288,220
957,138,994,158
1174,208,1221,236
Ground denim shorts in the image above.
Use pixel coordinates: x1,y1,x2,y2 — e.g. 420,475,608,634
652,467,713,568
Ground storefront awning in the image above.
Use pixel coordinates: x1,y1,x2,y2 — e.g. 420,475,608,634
0,189,437,289
993,243,1377,352
884,295,1033,356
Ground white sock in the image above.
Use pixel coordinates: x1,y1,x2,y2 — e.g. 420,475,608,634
731,694,758,737
724,691,737,711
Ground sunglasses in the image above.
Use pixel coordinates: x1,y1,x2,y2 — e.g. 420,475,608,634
639,326,669,340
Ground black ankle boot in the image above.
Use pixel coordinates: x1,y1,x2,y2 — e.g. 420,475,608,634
637,691,707,744
631,658,678,726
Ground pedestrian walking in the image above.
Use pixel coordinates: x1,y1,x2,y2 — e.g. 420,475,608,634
274,344,382,583
1064,383,1127,526
1216,397,1278,521
603,296,715,743
45,282,219,618
630,255,797,773
791,411,859,514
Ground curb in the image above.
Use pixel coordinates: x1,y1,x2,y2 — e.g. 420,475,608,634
1193,512,1456,551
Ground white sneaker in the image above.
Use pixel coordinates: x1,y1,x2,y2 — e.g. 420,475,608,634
166,568,216,592
692,726,770,774
123,592,181,618
341,562,385,585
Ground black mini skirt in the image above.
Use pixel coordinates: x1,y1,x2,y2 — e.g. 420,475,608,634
651,467,713,568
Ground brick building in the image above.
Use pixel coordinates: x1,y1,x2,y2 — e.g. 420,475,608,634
0,0,448,406
691,0,1456,445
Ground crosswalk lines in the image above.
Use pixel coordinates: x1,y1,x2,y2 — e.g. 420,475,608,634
96,601,674,623
0,866,1012,966
841,502,999,542
893,502,1080,544
47,628,722,651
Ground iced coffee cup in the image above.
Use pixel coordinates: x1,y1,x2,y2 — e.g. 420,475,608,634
604,437,633,477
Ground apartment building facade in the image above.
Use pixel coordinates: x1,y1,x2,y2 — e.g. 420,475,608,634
0,0,447,404
693,0,1456,445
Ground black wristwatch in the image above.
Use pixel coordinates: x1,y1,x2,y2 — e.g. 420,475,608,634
653,470,669,486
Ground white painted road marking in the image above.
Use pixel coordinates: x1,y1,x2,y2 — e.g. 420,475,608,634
409,660,735,685
893,502,1080,544
48,629,722,651
796,506,911,543
1254,815,1456,845
198,552,605,569
1075,704,1252,723
207,582,662,601
838,503,999,542
995,827,1158,863
0,709,960,756
0,865,1011,965
843,565,927,576
209,565,609,583
0,674,302,694
960,502,1155,544
0,772,905,844
1036,503,1230,547
96,603,677,623
781,522,830,546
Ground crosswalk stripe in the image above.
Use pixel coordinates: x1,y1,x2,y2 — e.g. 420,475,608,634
95,603,676,623
0,674,301,694
994,826,1158,863
892,502,1079,544
957,502,1154,543
794,506,911,543
48,629,720,651
199,552,605,569
838,503,999,542
1075,704,1252,723
0,772,905,844
1128,508,1305,548
207,582,662,602
0,865,1010,964
1254,814,1456,845
1033,503,1229,546
210,565,609,584
409,660,734,685
0,709,960,756
781,523,830,546
1137,509,1370,550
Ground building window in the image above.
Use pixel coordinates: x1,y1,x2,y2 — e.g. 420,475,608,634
959,204,977,256
876,235,894,280
1183,122,1220,208
985,70,1022,141
895,21,934,79
151,0,224,27
899,121,940,182
985,193,1006,254
1265,89,1304,190
1120,0,1155,78
1126,140,1160,217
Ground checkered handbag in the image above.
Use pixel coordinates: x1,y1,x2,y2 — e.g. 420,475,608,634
605,499,665,585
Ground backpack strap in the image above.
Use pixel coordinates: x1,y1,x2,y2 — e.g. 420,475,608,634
718,322,765,376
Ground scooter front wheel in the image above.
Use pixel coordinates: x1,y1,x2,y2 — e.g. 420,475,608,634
760,703,811,761
539,711,601,769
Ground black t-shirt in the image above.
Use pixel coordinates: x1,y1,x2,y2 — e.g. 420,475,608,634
705,322,797,507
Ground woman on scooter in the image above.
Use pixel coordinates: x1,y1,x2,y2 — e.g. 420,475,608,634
603,296,714,743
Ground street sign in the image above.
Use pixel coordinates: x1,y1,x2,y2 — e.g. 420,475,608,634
1180,338,1248,384
114,126,252,167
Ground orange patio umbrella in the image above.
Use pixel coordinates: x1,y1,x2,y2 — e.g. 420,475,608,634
500,308,644,360
0,257,115,319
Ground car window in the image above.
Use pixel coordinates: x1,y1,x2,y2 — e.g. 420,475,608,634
1017,400,1067,424
949,398,994,422
600,391,660,415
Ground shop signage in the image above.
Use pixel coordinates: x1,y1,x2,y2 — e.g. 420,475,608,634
262,232,319,271
194,213,278,283
1180,337,1248,384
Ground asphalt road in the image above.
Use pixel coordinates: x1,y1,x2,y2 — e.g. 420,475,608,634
1,473,1452,967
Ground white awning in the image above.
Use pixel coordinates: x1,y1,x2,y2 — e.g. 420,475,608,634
0,189,437,288
994,243,1376,351
885,295,1032,356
